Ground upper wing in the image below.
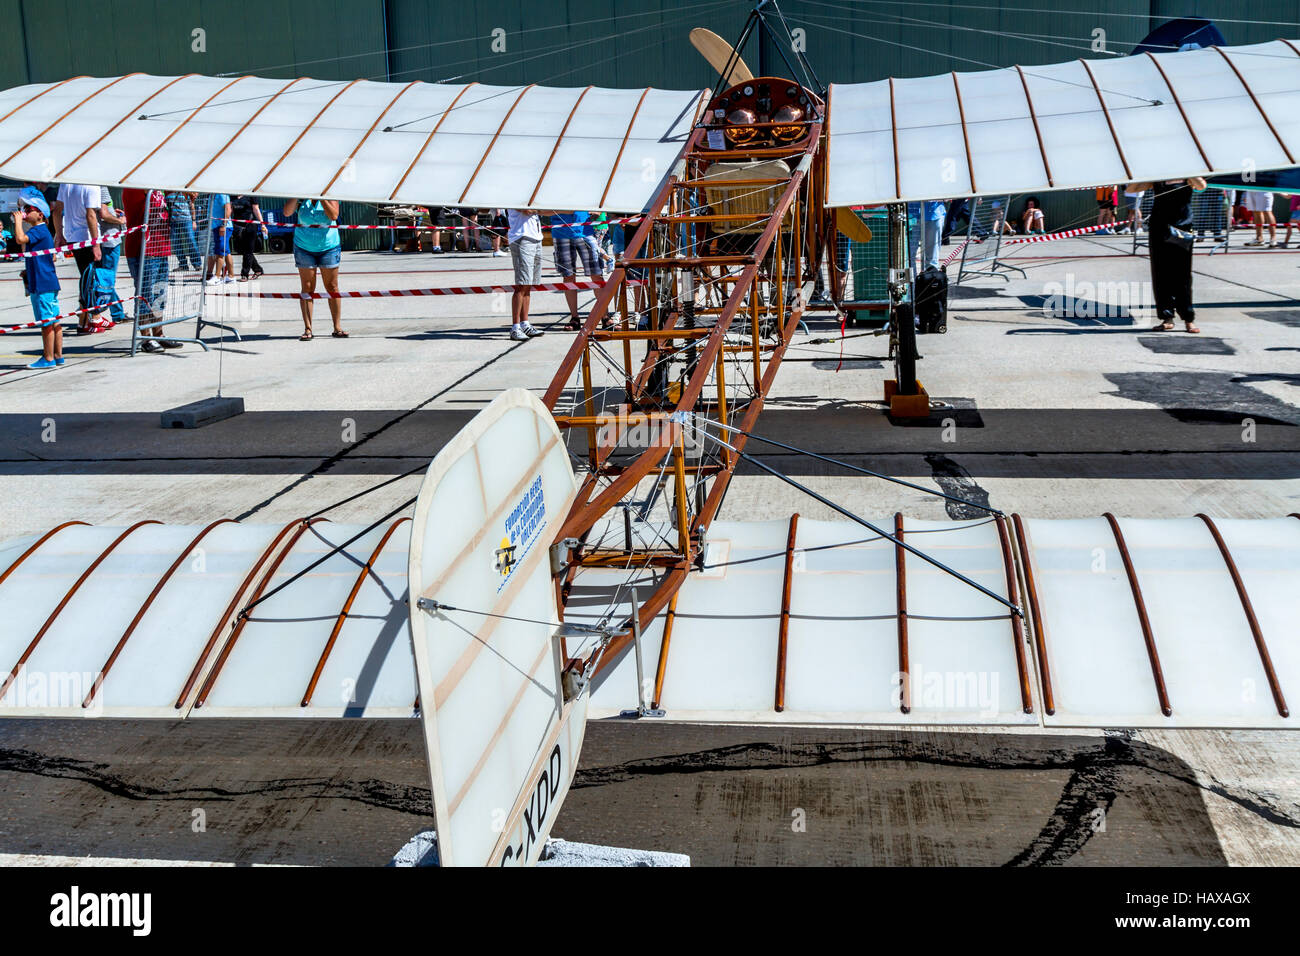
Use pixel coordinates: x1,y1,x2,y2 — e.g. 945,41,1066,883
0,75,706,212
827,40,1300,205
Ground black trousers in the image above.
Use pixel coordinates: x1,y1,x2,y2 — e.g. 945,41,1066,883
234,228,262,277
1148,230,1194,322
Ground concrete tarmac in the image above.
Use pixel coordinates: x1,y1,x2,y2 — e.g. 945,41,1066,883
1,237,1298,865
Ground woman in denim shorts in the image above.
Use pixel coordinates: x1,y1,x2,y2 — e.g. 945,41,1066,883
283,198,347,340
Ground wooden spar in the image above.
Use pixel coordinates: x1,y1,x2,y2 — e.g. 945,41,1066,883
894,513,910,714
775,514,799,712
1104,513,1172,717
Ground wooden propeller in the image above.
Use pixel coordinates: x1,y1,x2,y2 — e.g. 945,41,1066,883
834,207,873,243
690,28,754,85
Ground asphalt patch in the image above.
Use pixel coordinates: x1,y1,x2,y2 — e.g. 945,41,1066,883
1246,309,1300,329
1104,370,1300,426
1137,335,1236,355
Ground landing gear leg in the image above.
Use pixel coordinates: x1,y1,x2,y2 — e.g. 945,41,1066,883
885,203,930,417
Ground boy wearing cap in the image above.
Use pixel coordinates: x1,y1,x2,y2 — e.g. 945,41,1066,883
12,191,63,369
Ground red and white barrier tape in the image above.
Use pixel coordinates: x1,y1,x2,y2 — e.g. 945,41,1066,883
940,239,969,268
207,278,630,300
0,224,147,261
231,215,645,232
0,296,141,334
1001,219,1132,246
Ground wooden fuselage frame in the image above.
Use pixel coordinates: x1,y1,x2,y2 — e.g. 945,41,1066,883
542,78,831,672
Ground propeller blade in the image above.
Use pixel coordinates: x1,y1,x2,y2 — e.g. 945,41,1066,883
690,28,754,84
835,207,873,244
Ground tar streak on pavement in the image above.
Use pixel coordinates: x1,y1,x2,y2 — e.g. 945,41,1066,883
924,452,993,519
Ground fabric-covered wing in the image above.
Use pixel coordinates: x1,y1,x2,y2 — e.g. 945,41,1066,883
0,75,705,212
1,515,1297,728
827,40,1300,206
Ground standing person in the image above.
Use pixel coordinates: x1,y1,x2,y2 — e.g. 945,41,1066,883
12,190,63,369
1244,191,1277,247
1282,194,1300,248
166,191,202,271
122,188,178,351
1119,185,1145,234
1131,178,1207,333
908,200,947,270
230,194,267,280
94,186,126,329
550,210,607,330
1095,185,1117,233
488,208,508,256
283,198,346,341
52,181,102,333
507,209,546,341
205,192,233,283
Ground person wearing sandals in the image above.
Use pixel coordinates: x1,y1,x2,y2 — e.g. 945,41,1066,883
283,198,346,340
1129,178,1207,333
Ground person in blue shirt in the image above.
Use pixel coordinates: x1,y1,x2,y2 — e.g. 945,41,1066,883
206,193,233,283
550,211,607,329
11,190,63,369
283,198,347,340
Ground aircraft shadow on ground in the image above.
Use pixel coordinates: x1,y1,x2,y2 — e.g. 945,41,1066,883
559,721,1295,866
0,717,1287,866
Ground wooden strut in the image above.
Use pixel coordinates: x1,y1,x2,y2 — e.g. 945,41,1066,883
388,83,478,200
120,75,251,183
543,106,825,676
650,592,678,710
994,515,1033,714
1144,53,1212,171
1011,514,1054,716
84,519,235,708
0,73,143,167
1078,58,1132,182
950,72,977,193
185,77,307,188
1210,47,1295,165
301,517,411,708
0,521,88,589
458,84,536,202
194,518,327,708
528,86,593,206
56,74,198,179
255,79,363,192
1014,65,1054,187
322,80,420,194
1103,512,1172,717
174,518,305,709
0,520,161,705
775,513,799,712
895,513,910,714
1196,514,1288,718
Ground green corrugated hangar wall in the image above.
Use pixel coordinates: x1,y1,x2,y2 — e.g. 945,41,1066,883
3,0,1298,237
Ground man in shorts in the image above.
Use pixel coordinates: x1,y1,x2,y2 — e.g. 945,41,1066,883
507,209,545,341
551,211,607,330
1244,191,1277,247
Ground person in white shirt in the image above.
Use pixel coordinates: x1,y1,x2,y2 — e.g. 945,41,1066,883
53,183,104,331
507,209,546,341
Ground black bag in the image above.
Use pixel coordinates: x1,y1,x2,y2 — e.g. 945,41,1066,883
914,265,948,334
1164,225,1194,251
19,267,29,296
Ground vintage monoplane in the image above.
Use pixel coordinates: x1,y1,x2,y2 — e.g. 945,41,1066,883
1,3,1298,865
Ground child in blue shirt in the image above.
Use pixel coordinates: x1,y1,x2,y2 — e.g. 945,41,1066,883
12,190,63,369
